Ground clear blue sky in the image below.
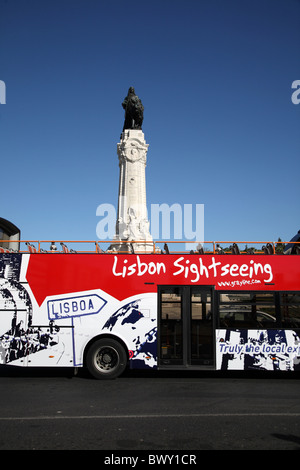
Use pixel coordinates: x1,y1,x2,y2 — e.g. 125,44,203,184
0,0,299,248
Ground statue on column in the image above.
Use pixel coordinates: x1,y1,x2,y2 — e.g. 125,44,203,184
111,87,152,253
122,87,144,131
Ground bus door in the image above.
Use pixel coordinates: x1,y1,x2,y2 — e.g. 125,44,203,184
158,286,215,368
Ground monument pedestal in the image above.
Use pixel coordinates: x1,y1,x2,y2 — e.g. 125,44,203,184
112,129,153,253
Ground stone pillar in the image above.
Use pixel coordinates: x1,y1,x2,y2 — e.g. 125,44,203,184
112,129,153,253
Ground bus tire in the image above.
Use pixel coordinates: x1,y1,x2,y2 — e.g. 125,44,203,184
86,338,127,379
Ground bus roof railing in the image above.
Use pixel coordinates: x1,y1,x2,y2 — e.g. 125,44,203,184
0,240,299,255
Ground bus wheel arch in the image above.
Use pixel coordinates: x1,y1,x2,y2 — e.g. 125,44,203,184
84,335,129,380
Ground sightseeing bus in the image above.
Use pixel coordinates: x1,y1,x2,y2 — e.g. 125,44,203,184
0,239,299,379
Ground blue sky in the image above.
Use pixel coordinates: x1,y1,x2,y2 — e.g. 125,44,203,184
0,0,299,250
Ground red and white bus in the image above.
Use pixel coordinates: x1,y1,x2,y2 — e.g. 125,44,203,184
0,239,299,378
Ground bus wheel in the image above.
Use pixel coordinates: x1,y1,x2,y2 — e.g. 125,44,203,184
86,338,127,379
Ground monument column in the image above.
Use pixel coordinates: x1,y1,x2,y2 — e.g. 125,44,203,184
113,88,153,253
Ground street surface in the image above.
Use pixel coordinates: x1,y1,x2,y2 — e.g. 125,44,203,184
0,366,299,451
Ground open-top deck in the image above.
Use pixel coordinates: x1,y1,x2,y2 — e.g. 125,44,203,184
0,239,299,255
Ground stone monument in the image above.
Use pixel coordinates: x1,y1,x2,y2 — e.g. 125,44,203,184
112,87,153,253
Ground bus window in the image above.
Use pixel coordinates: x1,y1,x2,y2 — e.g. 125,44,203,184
191,288,213,364
280,293,300,328
218,293,276,328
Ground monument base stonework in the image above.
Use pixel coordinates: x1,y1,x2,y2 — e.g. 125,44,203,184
112,128,153,253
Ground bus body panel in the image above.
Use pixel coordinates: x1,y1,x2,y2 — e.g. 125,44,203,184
25,253,299,303
216,328,300,371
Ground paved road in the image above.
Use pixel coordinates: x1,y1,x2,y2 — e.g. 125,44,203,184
0,367,299,451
